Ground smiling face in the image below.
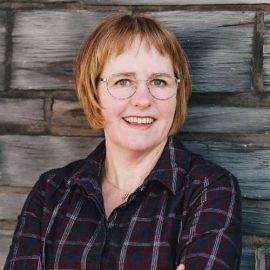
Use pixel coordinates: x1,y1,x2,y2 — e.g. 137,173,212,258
98,38,177,154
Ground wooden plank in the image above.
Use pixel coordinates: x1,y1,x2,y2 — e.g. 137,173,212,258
11,10,124,90
50,99,102,136
263,13,270,91
0,194,27,220
240,248,256,270
183,106,270,133
13,0,270,4
243,207,270,236
184,141,270,199
0,11,6,91
0,231,13,269
0,135,103,186
0,98,44,124
148,11,254,92
12,10,254,92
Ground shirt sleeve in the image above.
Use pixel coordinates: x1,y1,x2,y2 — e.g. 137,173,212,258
4,175,46,270
177,172,242,270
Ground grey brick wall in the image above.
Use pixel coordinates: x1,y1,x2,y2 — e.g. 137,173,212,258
0,1,270,269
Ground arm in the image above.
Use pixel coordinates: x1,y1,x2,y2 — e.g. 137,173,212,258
4,176,46,269
177,172,242,269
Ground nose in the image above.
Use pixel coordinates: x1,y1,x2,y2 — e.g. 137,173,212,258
130,80,153,108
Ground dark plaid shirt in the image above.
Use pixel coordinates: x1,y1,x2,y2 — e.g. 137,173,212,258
4,136,242,270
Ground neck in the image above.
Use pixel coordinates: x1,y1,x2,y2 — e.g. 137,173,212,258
103,138,167,193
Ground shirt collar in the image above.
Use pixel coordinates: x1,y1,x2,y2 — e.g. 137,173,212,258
67,136,191,196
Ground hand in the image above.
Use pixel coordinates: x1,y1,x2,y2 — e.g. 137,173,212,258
176,264,185,270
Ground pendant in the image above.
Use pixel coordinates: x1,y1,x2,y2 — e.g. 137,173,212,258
122,193,129,202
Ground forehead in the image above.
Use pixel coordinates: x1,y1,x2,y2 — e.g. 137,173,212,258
101,38,174,76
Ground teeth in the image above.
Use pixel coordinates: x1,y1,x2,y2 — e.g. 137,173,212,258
124,117,154,124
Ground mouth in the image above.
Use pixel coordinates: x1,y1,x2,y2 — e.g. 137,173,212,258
123,116,156,125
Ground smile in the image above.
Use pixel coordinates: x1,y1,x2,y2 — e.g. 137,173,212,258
123,116,155,124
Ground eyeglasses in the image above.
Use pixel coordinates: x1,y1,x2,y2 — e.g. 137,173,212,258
98,73,180,100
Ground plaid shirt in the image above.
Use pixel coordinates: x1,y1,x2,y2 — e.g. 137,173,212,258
4,136,242,270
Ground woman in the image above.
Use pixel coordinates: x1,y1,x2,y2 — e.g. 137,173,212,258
4,14,241,269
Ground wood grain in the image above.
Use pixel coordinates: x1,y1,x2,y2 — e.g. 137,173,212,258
0,231,12,268
183,105,270,133
50,99,103,136
240,248,255,270
0,193,27,220
264,13,270,91
11,10,254,92
148,10,254,92
13,0,269,4
0,98,44,125
11,10,124,90
243,207,270,236
0,135,103,186
185,141,270,199
0,11,6,91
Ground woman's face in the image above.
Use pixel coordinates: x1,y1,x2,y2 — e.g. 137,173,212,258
98,38,177,154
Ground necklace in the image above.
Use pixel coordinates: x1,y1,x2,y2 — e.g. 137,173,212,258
104,176,130,202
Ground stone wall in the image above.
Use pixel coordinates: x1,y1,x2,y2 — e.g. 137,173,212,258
0,1,270,269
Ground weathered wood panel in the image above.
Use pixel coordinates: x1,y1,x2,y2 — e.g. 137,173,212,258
242,207,270,236
0,98,44,125
0,135,103,186
13,0,270,4
147,11,254,92
240,248,256,270
0,193,27,220
11,10,124,90
0,231,12,268
183,141,270,199
12,10,254,92
0,11,6,91
50,99,102,136
264,13,270,91
183,106,270,133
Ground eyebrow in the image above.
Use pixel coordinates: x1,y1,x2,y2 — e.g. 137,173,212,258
110,72,173,77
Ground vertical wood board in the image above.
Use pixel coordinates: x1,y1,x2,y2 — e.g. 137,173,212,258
0,11,6,91
183,105,270,133
0,135,103,186
0,98,44,125
11,10,125,90
147,11,254,92
184,141,270,199
240,248,256,270
264,13,270,91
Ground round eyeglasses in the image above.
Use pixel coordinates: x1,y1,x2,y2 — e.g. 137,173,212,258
98,74,180,100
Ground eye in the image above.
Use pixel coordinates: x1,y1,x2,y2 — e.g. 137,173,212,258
115,79,131,87
150,79,167,87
